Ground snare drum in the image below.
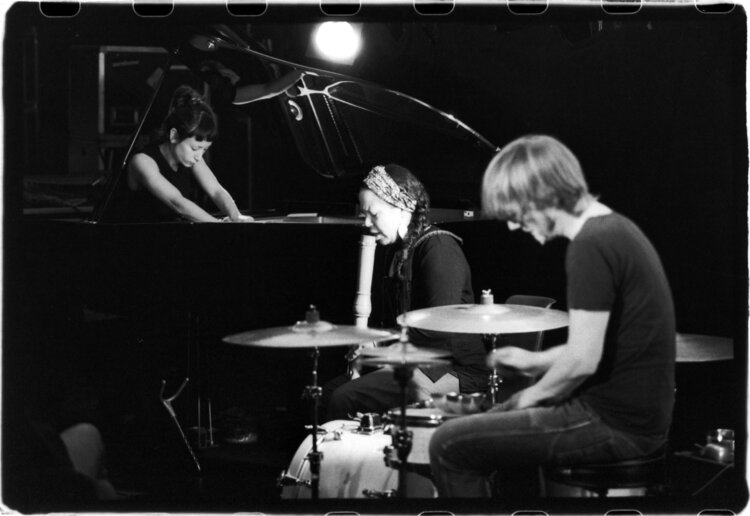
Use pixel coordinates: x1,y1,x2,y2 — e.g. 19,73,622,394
280,419,435,498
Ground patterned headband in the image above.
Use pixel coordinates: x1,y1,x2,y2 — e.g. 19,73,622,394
363,166,417,213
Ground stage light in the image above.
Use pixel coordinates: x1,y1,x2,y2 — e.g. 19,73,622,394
311,22,361,65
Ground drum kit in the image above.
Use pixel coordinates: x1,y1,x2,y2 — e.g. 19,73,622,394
223,298,735,499
222,293,574,499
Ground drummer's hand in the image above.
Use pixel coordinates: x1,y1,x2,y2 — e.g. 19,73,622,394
487,346,539,376
488,389,536,412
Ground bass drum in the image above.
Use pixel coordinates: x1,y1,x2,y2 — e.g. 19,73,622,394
280,419,436,499
384,407,462,477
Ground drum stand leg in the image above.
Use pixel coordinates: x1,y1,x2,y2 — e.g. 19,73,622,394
482,334,503,405
160,378,202,472
302,347,324,500
392,365,414,499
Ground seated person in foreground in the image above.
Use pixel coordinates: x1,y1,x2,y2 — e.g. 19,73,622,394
325,164,489,421
428,134,675,497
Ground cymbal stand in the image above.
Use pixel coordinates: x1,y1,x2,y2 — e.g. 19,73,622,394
479,290,502,405
482,333,503,406
293,305,328,499
391,363,415,498
301,346,323,500
160,378,202,472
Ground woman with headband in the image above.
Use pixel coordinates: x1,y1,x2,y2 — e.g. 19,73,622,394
325,163,489,420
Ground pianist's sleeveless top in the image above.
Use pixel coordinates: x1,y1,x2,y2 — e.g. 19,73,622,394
115,144,201,222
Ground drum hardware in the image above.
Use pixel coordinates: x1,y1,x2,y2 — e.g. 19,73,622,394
430,392,488,415
400,289,569,406
357,413,383,433
224,305,397,499
280,419,435,499
479,290,503,406
160,378,201,472
277,471,312,488
359,329,450,498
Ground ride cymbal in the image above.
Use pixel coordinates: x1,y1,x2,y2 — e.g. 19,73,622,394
398,303,569,334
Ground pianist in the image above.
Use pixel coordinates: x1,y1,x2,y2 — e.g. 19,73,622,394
428,135,675,497
117,85,249,223
325,164,489,421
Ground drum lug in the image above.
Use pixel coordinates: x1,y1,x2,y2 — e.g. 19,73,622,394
362,488,397,498
383,445,400,468
277,470,311,489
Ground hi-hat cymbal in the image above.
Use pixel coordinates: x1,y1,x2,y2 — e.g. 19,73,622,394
359,341,451,360
676,333,733,362
223,320,398,349
398,303,569,334
359,355,451,368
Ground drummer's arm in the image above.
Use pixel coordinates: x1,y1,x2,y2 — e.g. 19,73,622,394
512,309,609,409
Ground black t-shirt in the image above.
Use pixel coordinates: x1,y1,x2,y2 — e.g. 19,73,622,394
384,228,489,393
567,213,675,437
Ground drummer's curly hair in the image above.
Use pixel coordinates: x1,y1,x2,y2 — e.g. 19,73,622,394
159,85,218,143
381,164,431,279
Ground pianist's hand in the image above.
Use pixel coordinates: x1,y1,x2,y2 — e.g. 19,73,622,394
223,214,255,222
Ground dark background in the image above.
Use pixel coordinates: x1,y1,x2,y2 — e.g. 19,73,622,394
2,1,747,514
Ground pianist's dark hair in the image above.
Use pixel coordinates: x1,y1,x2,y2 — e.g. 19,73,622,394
160,85,219,143
382,163,431,280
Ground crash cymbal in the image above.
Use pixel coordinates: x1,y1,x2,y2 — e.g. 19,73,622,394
398,303,569,334
359,341,451,359
676,333,733,362
223,320,398,349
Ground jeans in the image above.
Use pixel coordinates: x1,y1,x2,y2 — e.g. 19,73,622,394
326,367,459,421
428,398,667,497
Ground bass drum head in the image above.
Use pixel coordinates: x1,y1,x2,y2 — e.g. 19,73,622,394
281,419,435,499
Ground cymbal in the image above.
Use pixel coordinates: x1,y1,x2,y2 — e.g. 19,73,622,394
360,341,451,359
359,355,451,368
223,320,398,349
398,303,569,334
676,333,733,362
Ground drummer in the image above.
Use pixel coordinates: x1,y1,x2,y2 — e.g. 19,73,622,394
428,135,676,497
324,164,489,421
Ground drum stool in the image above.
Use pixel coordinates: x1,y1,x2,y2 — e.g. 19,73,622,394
540,447,669,498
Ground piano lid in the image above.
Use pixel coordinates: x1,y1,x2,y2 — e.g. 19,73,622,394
186,25,499,193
